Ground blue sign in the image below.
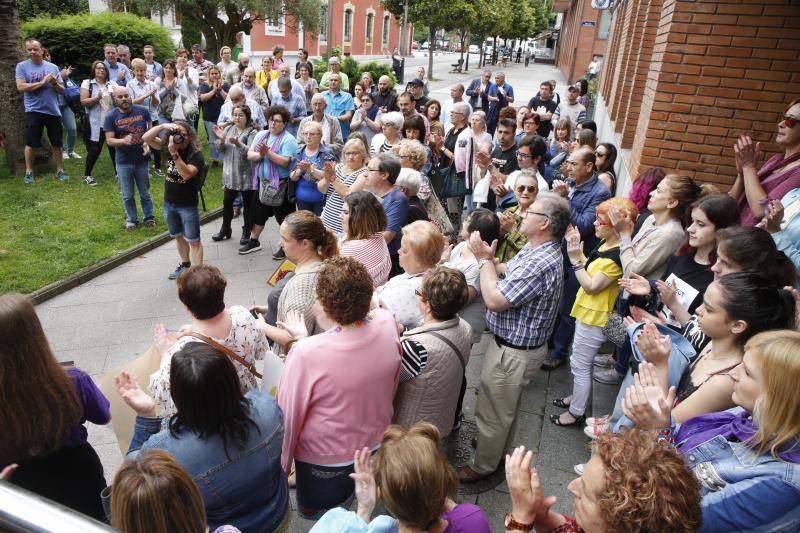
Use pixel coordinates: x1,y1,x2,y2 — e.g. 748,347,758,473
581,21,596,27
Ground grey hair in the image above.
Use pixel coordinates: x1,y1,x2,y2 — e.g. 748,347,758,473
514,168,540,189
374,152,402,184
380,111,405,129
277,77,292,89
471,110,486,126
454,102,470,116
482,69,492,77
495,71,505,78
395,169,421,196
117,45,130,54
536,191,570,242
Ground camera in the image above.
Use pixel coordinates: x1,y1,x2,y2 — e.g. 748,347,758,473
171,132,185,145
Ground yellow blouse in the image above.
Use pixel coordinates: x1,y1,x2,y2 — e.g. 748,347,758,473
571,244,623,327
256,69,279,90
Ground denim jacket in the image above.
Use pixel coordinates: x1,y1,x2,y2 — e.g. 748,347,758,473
772,187,800,278
129,390,288,533
680,424,800,532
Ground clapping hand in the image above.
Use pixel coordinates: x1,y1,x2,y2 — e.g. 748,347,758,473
762,199,784,233
505,446,557,526
468,230,497,261
350,447,377,523
117,68,127,81
324,161,337,180
153,323,181,355
735,134,760,171
565,225,583,263
618,272,652,296
655,280,677,308
440,243,454,263
499,211,516,234
608,205,634,237
115,371,158,417
276,309,309,342
551,180,568,198
258,143,269,157
629,305,664,324
621,362,675,429
635,321,671,366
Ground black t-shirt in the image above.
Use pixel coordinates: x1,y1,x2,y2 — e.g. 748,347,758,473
661,253,714,315
373,91,398,112
414,95,429,113
486,144,520,211
441,125,467,168
164,147,205,206
406,196,429,224
527,95,558,138
199,82,230,122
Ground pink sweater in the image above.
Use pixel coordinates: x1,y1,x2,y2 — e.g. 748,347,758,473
277,308,401,471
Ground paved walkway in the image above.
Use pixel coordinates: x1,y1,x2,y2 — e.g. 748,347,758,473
34,60,618,531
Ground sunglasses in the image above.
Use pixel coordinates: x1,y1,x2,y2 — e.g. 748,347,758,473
782,114,798,128
516,185,537,193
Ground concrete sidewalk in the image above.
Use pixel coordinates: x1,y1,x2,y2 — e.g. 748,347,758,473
31,61,621,532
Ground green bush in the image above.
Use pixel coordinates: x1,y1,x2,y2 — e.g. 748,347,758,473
22,12,175,81
312,57,396,89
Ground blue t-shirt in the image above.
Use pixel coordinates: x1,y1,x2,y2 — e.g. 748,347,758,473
15,60,62,116
381,188,409,255
104,60,131,86
323,90,355,138
294,146,336,204
250,130,298,180
103,105,152,165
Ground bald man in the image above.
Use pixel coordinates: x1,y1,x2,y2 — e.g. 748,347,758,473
373,75,398,112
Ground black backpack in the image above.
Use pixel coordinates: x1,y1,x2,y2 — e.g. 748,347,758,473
195,158,209,212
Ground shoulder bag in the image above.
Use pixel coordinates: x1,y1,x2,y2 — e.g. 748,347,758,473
185,331,263,379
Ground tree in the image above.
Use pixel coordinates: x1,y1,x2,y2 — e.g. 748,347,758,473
133,0,322,61
0,0,27,175
18,0,88,21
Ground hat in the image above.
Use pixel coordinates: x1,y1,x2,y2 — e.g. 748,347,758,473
407,78,424,87
567,84,579,92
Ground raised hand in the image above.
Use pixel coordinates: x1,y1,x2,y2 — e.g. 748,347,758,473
115,371,157,417
468,230,497,261
153,323,181,355
499,211,516,234
735,134,761,171
505,446,557,525
618,272,652,296
276,309,309,341
655,280,677,307
762,199,784,233
349,447,377,522
621,362,675,429
635,321,671,366
608,205,633,237
565,225,582,262
551,180,568,198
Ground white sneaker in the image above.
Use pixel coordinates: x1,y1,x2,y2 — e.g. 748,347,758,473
68,151,82,159
585,415,609,427
83,175,97,187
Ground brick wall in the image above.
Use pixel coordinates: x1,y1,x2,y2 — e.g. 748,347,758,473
599,0,800,190
556,0,602,83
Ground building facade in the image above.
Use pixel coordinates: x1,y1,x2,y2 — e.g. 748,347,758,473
249,0,409,58
552,0,613,82
588,0,799,194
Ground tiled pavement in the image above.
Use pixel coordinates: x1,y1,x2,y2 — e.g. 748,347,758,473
32,58,619,531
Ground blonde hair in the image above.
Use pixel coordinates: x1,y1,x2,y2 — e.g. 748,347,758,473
396,139,427,170
375,423,457,529
130,58,146,70
401,221,445,268
111,450,207,533
343,138,368,163
301,120,323,136
745,330,800,459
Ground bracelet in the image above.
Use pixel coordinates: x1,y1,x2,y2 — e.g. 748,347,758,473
571,262,585,271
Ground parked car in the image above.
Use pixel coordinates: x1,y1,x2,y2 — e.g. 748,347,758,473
468,45,480,54
421,42,430,50
412,41,420,50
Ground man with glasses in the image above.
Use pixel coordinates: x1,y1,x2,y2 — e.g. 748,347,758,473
366,153,407,276
272,77,307,136
267,64,306,103
474,118,519,210
542,147,611,371
322,73,355,138
459,192,570,483
299,93,344,157
441,83,472,133
217,85,267,128
466,69,493,113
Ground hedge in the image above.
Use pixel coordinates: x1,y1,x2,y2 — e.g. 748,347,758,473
22,12,175,81
312,55,397,89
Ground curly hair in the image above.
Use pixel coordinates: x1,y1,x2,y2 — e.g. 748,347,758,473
396,139,427,170
593,429,701,532
420,267,469,320
316,257,374,324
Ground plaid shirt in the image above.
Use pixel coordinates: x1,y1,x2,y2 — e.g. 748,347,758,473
486,240,564,348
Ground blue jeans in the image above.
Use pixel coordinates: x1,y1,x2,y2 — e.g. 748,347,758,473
60,104,76,152
117,162,154,225
164,200,200,242
549,267,579,360
204,120,222,161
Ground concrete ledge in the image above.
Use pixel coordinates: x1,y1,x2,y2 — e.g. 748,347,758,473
29,207,223,305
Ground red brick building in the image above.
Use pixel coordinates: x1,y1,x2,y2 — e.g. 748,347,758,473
553,0,613,82
249,0,409,58
590,0,799,194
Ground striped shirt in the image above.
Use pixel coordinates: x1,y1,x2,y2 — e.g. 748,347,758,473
340,232,392,287
321,164,368,235
486,241,564,348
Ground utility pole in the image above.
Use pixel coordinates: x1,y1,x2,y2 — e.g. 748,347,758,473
326,0,335,56
400,0,409,55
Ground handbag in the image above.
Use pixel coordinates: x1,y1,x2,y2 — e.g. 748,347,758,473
423,187,454,236
440,137,474,198
185,331,263,379
602,312,626,348
259,178,288,207
64,79,81,105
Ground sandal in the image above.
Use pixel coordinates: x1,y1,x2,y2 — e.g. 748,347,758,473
550,412,586,427
553,397,571,409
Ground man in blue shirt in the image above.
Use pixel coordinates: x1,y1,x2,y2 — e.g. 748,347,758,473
322,73,355,139
273,78,307,137
486,71,514,136
15,38,69,184
103,43,132,86
105,86,155,230
367,153,408,276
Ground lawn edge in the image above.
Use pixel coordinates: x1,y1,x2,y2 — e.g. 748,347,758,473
29,207,223,304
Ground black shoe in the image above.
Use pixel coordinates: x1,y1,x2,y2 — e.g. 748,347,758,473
238,239,262,254
212,160,219,168
541,357,566,371
212,226,232,241
550,412,586,427
240,227,250,245
553,397,571,409
272,247,286,260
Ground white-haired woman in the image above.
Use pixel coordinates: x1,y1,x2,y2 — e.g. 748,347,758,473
370,111,404,155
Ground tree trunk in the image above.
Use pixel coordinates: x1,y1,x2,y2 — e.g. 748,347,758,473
428,26,436,80
0,0,27,175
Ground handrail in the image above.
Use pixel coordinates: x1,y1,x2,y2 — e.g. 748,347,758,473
0,480,113,532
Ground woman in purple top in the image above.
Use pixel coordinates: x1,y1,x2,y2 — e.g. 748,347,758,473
312,423,491,532
0,293,111,521
731,99,800,226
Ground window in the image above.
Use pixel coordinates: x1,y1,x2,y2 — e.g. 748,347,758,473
344,8,353,42
319,5,327,39
366,13,374,43
597,10,612,40
382,14,390,45
264,1,285,36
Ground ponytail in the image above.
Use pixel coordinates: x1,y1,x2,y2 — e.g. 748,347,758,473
318,227,339,259
284,211,339,260
665,175,718,228
716,273,797,344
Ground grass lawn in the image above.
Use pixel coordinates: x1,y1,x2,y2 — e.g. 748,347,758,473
0,125,224,294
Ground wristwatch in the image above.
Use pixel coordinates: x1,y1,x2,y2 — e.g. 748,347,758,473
504,512,534,531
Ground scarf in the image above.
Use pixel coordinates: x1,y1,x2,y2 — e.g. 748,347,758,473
677,408,800,463
739,152,800,226
365,104,379,121
251,130,285,189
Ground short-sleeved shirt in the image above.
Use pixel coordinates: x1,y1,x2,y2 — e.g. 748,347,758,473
527,95,558,137
127,78,159,117
103,105,152,165
250,130,298,181
294,145,335,204
320,71,350,91
164,143,205,206
487,240,564,347
273,92,308,137
323,90,356,138
15,59,62,116
380,188,409,255
571,244,623,327
104,60,131,85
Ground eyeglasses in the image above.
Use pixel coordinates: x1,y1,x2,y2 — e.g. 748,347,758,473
781,114,799,128
414,288,426,299
516,185,537,193
361,98,370,103
516,151,533,160
451,111,465,116
525,210,550,219
344,151,361,157
269,118,284,124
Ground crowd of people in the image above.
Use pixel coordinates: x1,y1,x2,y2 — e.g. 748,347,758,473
8,35,800,533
